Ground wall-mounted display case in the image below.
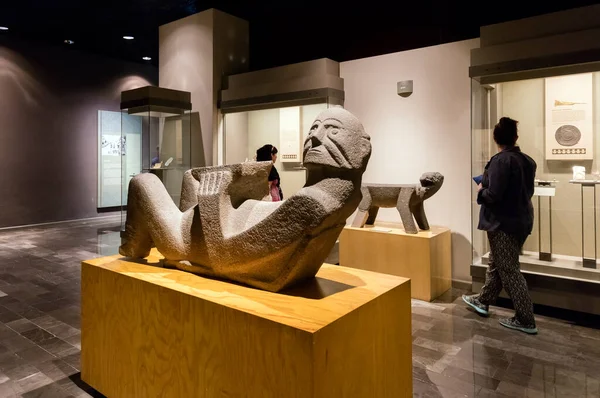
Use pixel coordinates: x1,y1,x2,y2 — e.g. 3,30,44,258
469,5,600,315
219,58,345,198
472,71,600,269
120,86,192,232
471,72,600,314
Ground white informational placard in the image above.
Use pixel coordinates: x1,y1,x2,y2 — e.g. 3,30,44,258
534,187,556,197
279,107,301,163
545,73,594,160
101,134,126,156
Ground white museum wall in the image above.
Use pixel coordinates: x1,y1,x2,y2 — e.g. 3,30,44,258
246,109,301,197
499,73,600,258
340,38,479,283
225,112,249,164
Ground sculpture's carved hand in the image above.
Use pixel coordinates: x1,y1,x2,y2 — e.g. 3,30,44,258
197,170,229,196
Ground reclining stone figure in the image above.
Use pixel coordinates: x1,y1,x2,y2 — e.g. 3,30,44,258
119,107,372,292
351,173,444,234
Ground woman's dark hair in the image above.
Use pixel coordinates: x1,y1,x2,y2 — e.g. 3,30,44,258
493,117,519,147
256,144,278,162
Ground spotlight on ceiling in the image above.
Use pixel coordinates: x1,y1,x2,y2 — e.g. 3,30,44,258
64,39,74,45
123,35,134,40
142,56,151,61
0,26,8,31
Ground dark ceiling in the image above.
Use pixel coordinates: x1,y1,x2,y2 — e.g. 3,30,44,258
1,0,600,71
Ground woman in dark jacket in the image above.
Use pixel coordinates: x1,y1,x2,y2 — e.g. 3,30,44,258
256,144,283,201
463,117,538,335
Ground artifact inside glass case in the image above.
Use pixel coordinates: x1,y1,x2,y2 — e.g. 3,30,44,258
120,86,192,232
471,71,600,279
120,108,372,292
350,173,444,234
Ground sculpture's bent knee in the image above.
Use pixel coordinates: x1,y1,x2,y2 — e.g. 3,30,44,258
120,173,189,259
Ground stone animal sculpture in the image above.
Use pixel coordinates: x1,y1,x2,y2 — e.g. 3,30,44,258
119,107,372,292
351,173,444,234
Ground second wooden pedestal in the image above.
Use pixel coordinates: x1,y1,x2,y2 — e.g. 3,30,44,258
340,224,451,301
82,249,412,397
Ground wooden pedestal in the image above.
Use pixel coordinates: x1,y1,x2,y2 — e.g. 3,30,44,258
81,249,412,398
339,223,451,302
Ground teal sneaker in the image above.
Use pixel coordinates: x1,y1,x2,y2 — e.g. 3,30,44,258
462,294,489,316
499,317,538,335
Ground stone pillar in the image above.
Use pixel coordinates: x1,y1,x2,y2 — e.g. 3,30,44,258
159,9,249,167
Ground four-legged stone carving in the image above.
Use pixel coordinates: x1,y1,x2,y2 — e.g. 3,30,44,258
351,173,444,234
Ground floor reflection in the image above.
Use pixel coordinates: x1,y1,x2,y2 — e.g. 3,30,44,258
0,215,598,397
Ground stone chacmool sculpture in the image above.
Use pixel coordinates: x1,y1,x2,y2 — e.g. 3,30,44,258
351,173,444,234
119,108,372,292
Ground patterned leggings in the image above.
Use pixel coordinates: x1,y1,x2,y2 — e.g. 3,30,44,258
478,230,536,327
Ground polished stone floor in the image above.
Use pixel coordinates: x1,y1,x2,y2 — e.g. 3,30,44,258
0,216,598,397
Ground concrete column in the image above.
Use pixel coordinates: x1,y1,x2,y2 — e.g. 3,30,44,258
159,9,249,167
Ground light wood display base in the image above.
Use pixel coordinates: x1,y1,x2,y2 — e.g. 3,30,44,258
81,249,412,398
339,223,451,302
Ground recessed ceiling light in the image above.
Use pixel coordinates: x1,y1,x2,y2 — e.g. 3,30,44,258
142,56,151,61
64,39,74,44
0,26,8,31
123,35,134,40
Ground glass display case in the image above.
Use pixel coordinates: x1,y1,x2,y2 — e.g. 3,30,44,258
471,71,600,285
222,103,332,198
120,86,192,232
98,110,142,209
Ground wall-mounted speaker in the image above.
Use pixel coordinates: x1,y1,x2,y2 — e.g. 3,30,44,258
397,80,413,98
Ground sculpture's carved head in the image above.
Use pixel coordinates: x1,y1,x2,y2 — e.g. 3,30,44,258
303,107,371,172
419,172,444,199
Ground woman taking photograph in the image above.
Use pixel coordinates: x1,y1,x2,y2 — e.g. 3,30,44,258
256,144,283,202
463,117,538,335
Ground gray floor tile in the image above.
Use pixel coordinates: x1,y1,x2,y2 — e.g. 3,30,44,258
0,380,24,397
16,346,56,365
21,328,56,344
443,365,502,390
4,363,39,382
2,336,37,354
6,319,38,334
0,215,597,397
35,359,78,381
16,372,54,394
46,324,80,340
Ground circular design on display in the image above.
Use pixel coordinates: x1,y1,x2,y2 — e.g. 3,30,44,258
555,125,581,147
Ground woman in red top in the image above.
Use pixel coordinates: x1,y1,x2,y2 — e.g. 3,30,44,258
256,144,283,201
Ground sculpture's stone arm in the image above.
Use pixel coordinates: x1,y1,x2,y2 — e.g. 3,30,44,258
222,180,358,251
179,170,201,212
180,162,272,212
